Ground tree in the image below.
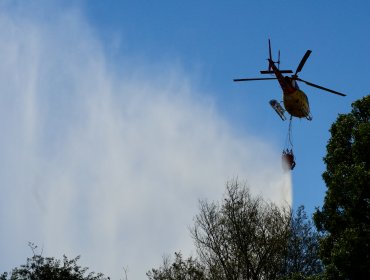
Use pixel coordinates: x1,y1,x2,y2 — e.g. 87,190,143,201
1,252,109,280
281,206,323,279
146,252,206,280
314,95,370,279
149,180,323,280
191,180,291,280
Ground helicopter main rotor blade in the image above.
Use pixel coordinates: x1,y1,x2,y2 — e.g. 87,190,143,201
295,50,312,75
233,78,277,82
295,77,346,96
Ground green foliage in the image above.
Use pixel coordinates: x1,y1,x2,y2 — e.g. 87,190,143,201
281,206,323,279
314,95,370,279
1,254,108,280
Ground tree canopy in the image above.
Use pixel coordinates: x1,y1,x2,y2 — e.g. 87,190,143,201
149,180,322,280
281,206,323,278
314,95,370,279
191,180,291,280
147,252,206,280
1,252,109,280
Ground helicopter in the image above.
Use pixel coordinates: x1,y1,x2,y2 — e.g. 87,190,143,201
233,40,346,121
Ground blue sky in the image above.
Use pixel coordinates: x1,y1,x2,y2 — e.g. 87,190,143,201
84,0,369,211
0,0,369,279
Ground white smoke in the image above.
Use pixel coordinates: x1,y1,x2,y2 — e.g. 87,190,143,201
0,5,291,279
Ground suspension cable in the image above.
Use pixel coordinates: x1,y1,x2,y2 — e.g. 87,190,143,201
288,115,293,148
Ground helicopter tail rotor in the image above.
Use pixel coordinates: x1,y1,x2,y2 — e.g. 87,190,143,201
261,39,292,74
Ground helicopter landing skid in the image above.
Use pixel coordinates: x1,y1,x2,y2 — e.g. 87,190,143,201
269,99,286,121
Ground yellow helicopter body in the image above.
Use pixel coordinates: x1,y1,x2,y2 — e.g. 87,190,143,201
283,89,310,119
233,39,345,121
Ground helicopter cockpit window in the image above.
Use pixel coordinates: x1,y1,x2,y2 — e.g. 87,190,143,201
285,77,299,89
292,79,299,89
